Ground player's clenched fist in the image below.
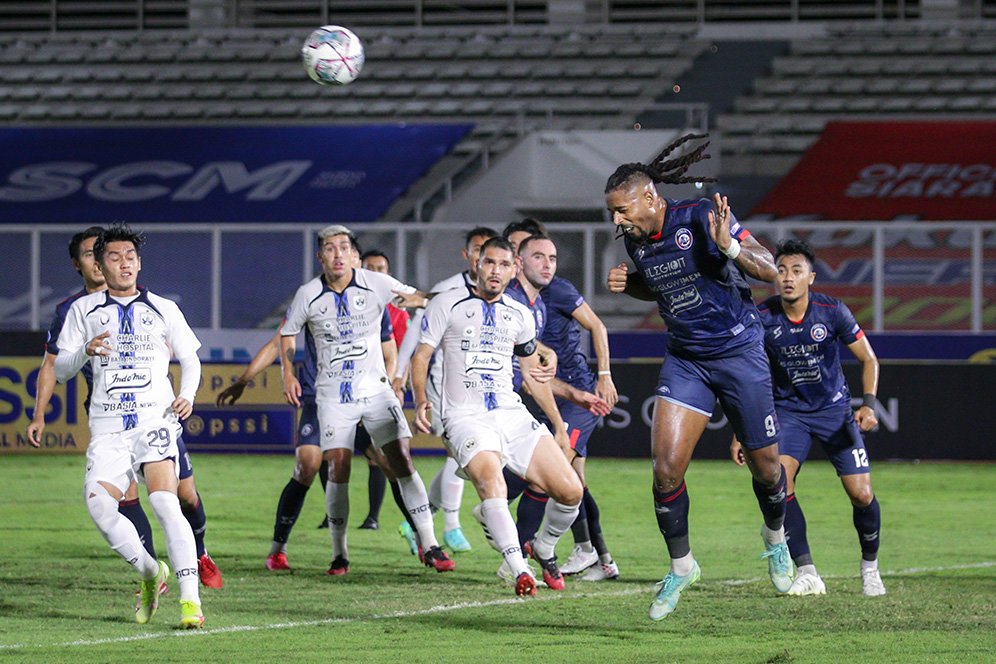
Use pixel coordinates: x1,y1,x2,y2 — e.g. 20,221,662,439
607,263,629,293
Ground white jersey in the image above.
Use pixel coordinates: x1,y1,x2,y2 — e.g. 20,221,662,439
57,289,201,436
281,268,415,402
396,270,472,384
419,284,537,419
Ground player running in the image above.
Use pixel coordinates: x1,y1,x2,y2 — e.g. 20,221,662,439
605,134,791,620
731,238,885,597
53,224,205,628
411,237,583,597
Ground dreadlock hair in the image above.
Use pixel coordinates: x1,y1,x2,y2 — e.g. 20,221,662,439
775,238,817,269
68,226,105,262
604,133,717,194
93,223,144,263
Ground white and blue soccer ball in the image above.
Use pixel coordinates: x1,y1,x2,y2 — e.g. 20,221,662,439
301,25,365,86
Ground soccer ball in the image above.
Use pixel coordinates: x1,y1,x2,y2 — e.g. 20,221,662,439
301,25,365,86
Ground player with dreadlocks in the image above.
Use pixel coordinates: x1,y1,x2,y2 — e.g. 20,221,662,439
604,134,792,620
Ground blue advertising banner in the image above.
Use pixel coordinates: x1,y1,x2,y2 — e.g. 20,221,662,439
0,124,472,223
180,405,296,454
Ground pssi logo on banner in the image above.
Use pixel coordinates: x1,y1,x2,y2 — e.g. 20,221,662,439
0,160,312,203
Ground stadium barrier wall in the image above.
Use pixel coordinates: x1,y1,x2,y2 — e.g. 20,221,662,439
2,356,992,461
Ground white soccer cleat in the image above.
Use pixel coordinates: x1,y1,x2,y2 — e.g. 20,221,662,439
579,560,620,581
862,567,887,596
560,544,599,575
787,571,826,596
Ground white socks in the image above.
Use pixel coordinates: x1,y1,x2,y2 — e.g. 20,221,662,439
84,483,159,580
326,481,349,560
429,458,465,531
481,498,528,577
533,500,580,561
148,491,200,603
671,552,696,576
398,472,438,549
762,523,786,545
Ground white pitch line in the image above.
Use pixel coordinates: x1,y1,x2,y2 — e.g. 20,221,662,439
2,561,992,652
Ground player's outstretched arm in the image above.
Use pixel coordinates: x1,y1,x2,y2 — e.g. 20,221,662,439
848,336,880,432
26,352,58,448
549,379,611,417
171,353,201,421
410,342,435,434
708,193,777,283
570,302,618,408
217,331,280,406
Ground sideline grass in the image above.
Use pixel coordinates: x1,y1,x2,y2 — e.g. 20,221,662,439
0,454,993,663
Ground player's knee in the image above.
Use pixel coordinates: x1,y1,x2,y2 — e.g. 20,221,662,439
559,477,583,506
327,455,352,481
849,485,874,508
296,457,322,483
84,482,117,527
651,464,684,493
176,480,198,509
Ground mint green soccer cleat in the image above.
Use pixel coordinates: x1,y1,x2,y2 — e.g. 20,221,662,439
135,560,169,624
399,522,418,556
443,527,472,553
649,561,701,621
760,532,794,593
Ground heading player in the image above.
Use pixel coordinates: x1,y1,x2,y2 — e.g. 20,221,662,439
53,224,205,628
605,134,791,620
731,239,885,597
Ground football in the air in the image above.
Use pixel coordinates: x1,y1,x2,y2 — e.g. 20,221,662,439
301,25,365,86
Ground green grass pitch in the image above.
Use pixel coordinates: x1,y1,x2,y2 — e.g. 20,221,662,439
1,454,993,663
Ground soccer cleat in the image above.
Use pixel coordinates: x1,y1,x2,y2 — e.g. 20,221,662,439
422,545,456,572
760,531,794,593
399,522,418,555
560,544,599,575
526,540,565,591
862,567,887,596
198,553,223,589
327,555,349,576
134,579,169,613
359,516,379,530
787,571,826,596
317,516,329,529
580,560,620,581
179,600,205,629
515,571,537,597
443,527,472,552
135,560,169,624
649,561,701,621
265,552,291,571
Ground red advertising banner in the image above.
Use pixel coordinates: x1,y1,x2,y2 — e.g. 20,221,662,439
753,121,996,220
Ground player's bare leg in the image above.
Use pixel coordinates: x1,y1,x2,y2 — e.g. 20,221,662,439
842,473,885,596
380,438,454,571
267,445,322,570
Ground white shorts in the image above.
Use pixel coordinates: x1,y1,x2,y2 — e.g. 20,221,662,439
316,388,413,452
85,418,182,494
442,405,551,479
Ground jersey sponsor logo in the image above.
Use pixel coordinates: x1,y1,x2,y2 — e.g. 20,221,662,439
104,367,152,394
772,327,783,339
788,366,821,385
675,227,693,250
465,350,503,373
663,285,702,314
464,309,475,318
810,323,828,342
330,340,367,364
98,311,110,325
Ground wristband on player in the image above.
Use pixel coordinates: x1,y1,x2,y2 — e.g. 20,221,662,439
862,393,876,409
722,238,742,260
597,370,611,376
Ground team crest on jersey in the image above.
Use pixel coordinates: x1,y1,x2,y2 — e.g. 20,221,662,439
464,438,476,450
501,310,512,323
324,425,335,440
140,312,155,329
352,293,366,310
300,423,314,437
675,228,694,250
810,323,828,341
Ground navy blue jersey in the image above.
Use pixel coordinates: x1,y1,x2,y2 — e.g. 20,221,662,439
505,277,546,390
297,308,392,399
625,198,762,359
758,291,864,413
45,288,94,407
539,276,595,391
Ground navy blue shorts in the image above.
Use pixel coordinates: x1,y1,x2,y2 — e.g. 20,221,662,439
539,398,600,458
778,406,870,476
297,399,320,447
176,434,193,480
656,343,779,450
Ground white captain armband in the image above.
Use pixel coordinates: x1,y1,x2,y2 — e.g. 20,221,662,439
513,339,537,357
